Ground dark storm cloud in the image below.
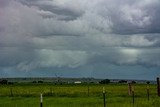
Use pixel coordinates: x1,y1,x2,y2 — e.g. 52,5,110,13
88,47,160,67
92,0,160,34
18,0,84,20
37,5,83,20
0,0,160,79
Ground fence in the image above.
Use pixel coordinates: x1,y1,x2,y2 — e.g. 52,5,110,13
0,77,160,107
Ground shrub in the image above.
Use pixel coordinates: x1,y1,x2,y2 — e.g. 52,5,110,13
131,81,136,84
99,79,110,84
38,81,43,83
0,80,8,85
118,80,127,83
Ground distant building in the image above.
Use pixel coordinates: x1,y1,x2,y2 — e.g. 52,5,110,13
74,81,82,84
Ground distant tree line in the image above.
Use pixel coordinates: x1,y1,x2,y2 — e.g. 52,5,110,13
0,78,139,85
99,79,137,84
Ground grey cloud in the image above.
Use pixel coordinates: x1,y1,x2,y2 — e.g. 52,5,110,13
98,0,160,34
1,49,89,72
19,0,84,20
15,0,160,34
0,0,10,8
0,0,160,78
38,5,83,20
88,47,160,67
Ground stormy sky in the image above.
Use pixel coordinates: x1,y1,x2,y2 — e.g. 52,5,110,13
0,0,160,80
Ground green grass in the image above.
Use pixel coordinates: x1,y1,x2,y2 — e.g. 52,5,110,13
0,83,160,107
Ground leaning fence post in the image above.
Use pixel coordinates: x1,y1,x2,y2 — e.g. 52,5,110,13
40,94,43,107
157,77,160,97
128,82,132,96
103,87,106,107
132,85,134,105
146,81,150,101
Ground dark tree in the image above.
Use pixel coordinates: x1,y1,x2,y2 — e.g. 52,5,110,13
146,81,150,84
0,80,8,85
99,79,110,84
132,81,136,84
118,80,127,83
38,81,43,83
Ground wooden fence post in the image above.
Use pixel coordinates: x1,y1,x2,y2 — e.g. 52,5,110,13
157,77,160,97
132,85,134,105
40,94,43,107
103,87,106,107
128,83,132,96
146,82,150,101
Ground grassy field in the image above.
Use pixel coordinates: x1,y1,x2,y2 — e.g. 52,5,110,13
0,83,160,107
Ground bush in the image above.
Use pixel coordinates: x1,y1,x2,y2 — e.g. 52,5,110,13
32,81,37,83
131,81,136,84
8,82,14,85
99,79,110,84
146,81,150,84
0,80,8,85
38,81,43,83
118,80,127,83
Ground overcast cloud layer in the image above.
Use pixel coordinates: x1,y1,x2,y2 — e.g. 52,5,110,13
0,0,160,80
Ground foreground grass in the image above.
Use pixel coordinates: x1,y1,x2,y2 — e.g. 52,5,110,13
0,83,160,107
